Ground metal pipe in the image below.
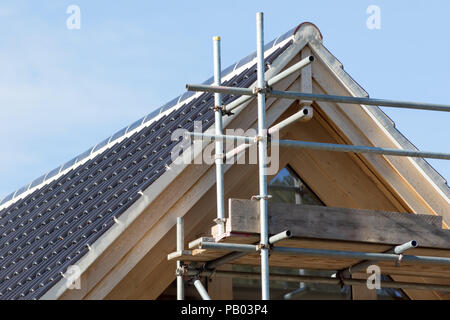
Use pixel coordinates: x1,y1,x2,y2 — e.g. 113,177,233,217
193,278,211,300
213,36,225,237
271,246,450,266
187,132,450,160
186,84,450,113
223,94,254,114
256,12,270,301
267,56,314,87
268,89,450,112
186,84,252,96
176,217,184,300
224,143,253,162
394,240,418,254
268,230,292,245
268,107,313,135
197,270,450,292
200,241,258,252
176,217,184,254
188,131,254,144
284,287,308,300
199,242,450,266
275,139,450,160
340,240,419,278
221,55,315,113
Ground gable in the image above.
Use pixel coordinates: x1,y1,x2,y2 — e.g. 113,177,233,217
97,25,449,300
1,21,448,300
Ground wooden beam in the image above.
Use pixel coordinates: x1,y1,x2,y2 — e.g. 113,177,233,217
299,46,313,107
227,199,450,249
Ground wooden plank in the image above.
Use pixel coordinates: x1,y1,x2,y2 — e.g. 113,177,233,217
227,199,450,249
300,46,313,106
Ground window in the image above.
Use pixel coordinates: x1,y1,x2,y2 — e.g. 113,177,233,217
269,166,323,205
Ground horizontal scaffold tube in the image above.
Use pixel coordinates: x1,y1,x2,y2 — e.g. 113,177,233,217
269,230,291,244
202,231,291,271
188,132,255,144
267,56,314,87
186,84,450,112
187,132,450,160
340,240,419,278
271,246,450,266
196,270,450,292
198,241,450,266
268,107,312,135
199,241,258,252
187,84,252,97
221,55,314,113
275,139,450,160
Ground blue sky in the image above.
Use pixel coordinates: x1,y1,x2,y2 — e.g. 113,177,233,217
0,1,449,199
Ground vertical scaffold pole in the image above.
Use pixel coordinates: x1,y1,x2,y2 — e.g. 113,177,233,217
256,12,270,301
176,217,184,300
213,36,225,236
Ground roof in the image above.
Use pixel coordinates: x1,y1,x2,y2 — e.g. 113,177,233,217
0,22,448,300
0,32,293,299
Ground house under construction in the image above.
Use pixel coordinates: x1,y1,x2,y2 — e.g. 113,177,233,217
0,12,449,300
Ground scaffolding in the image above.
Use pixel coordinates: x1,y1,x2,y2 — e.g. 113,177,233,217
170,12,450,300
